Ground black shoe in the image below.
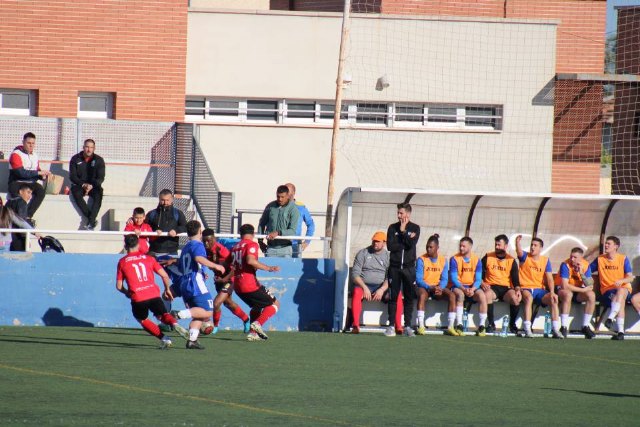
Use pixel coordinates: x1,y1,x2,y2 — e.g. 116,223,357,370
186,340,205,349
551,330,564,339
582,326,595,339
455,324,464,335
611,332,624,341
486,323,496,334
509,324,519,334
560,326,568,338
85,220,98,231
604,318,613,330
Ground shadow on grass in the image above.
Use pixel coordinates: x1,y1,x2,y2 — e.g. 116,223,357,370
542,387,640,399
0,335,153,349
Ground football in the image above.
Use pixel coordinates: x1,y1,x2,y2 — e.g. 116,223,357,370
200,321,214,335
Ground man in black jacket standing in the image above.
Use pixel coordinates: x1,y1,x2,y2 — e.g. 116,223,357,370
146,189,187,258
69,139,105,230
385,202,420,337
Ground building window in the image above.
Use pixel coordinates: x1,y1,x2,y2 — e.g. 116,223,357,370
247,100,278,122
184,97,502,131
356,103,388,126
0,89,35,116
465,106,500,129
427,106,458,124
78,92,113,119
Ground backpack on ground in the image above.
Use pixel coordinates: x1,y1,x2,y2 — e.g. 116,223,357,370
38,236,65,253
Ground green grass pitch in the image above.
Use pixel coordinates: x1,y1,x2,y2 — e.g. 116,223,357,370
0,327,638,426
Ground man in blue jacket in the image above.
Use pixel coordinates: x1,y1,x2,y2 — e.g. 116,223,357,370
286,183,315,258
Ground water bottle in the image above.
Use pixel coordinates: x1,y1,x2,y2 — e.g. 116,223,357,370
462,309,468,332
543,311,552,338
500,315,509,337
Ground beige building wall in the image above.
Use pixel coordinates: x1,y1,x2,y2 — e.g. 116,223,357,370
189,0,270,10
187,11,557,224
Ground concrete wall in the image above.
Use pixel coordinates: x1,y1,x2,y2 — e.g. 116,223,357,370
0,254,335,332
187,11,557,213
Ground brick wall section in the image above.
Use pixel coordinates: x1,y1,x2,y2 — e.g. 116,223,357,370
551,161,600,193
507,0,606,73
553,80,603,162
0,0,187,122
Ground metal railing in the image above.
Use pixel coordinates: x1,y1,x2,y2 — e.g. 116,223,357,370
0,228,328,253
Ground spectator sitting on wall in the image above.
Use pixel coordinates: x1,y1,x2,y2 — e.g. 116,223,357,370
124,207,153,254
285,182,315,258
258,184,299,258
8,132,51,224
69,138,106,230
4,183,38,252
145,189,187,259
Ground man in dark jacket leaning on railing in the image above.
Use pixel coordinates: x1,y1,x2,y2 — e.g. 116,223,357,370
145,189,188,258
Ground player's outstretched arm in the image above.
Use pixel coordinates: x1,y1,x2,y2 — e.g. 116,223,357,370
246,254,279,272
195,255,225,274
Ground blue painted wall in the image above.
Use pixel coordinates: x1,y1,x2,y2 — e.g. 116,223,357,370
0,253,335,332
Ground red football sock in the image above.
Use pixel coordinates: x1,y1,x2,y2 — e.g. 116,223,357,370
213,309,222,327
230,305,249,322
250,307,261,322
352,287,364,328
140,319,162,338
160,313,177,325
256,305,277,326
395,293,403,331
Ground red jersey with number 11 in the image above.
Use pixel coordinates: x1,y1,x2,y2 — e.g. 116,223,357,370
231,238,261,293
116,252,163,302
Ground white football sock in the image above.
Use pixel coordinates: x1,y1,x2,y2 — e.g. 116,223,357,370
560,314,569,328
552,320,560,332
455,306,463,325
479,313,487,326
523,321,532,333
609,302,621,319
417,310,425,327
178,309,192,319
616,317,625,333
583,313,592,327
189,328,200,341
448,312,456,328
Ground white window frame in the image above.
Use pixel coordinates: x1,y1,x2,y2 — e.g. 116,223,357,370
282,100,317,124
78,92,113,119
0,89,35,116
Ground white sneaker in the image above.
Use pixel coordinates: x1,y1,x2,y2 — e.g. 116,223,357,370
172,323,189,341
247,332,263,341
403,327,416,337
384,326,397,337
250,321,269,340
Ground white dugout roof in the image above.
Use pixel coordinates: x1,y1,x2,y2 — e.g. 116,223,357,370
330,188,640,331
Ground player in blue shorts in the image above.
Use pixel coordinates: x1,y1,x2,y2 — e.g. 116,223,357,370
171,220,225,350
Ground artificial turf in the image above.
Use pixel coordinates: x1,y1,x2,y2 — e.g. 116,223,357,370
0,327,638,426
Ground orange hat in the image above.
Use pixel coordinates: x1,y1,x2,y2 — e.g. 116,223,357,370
372,231,386,242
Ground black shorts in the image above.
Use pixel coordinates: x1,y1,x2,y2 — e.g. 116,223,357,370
131,297,167,321
215,280,234,295
490,285,511,301
237,286,277,309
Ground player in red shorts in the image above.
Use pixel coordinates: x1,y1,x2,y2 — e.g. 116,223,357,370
116,234,189,349
231,223,281,341
202,228,250,334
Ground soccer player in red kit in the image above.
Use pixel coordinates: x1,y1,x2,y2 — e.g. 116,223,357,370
116,234,189,348
203,228,251,334
231,224,281,341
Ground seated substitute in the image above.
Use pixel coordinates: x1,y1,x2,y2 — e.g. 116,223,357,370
515,235,562,339
556,247,596,339
350,231,403,334
590,236,634,340
449,236,487,336
481,234,521,334
415,234,457,336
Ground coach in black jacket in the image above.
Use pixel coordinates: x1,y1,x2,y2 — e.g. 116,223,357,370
146,189,187,256
386,202,420,337
69,139,105,230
